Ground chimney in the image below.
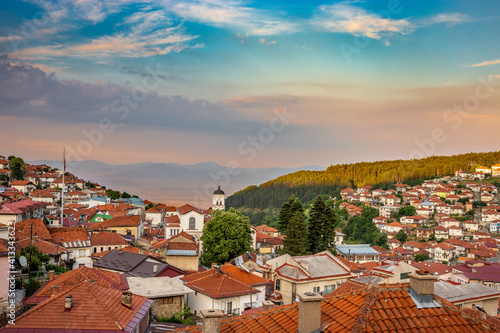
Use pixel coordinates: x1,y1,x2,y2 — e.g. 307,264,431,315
119,249,123,254
139,248,144,255
153,265,158,273
64,295,73,309
121,291,132,308
201,309,223,333
408,270,437,308
298,292,323,333
51,285,59,296
49,270,55,281
261,300,274,311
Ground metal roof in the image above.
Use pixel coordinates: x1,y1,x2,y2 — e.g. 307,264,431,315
336,244,380,256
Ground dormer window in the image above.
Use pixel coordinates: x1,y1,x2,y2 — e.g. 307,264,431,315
189,217,196,230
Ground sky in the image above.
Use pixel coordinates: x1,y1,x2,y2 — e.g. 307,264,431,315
0,0,499,169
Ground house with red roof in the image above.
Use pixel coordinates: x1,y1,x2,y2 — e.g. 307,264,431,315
181,266,261,316
429,242,456,261
4,281,152,333
91,232,129,254
0,199,45,224
10,180,36,195
145,205,165,227
384,221,405,234
48,227,92,269
434,226,449,240
265,251,352,305
463,220,479,232
88,215,144,243
152,231,199,272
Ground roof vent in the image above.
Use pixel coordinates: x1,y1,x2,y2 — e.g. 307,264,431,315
153,264,158,273
65,295,73,309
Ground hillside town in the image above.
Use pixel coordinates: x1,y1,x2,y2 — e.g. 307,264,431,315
1,155,500,333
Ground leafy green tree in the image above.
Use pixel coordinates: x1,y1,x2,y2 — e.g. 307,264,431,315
121,192,131,198
16,245,50,272
200,208,253,266
283,211,308,256
107,189,121,200
414,253,429,262
308,196,337,253
428,233,436,241
398,205,416,217
394,229,408,243
9,157,25,180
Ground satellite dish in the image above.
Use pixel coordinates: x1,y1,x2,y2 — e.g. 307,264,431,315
20,256,28,267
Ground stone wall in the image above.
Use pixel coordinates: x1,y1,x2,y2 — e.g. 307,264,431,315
151,295,184,318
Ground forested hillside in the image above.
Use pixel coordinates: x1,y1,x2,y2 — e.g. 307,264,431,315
227,151,500,210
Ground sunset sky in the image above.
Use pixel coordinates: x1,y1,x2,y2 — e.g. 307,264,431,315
1,0,499,168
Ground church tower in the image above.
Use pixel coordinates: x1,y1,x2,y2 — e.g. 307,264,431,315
212,182,225,210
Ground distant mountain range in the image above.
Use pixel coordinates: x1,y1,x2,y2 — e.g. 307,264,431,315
28,159,324,206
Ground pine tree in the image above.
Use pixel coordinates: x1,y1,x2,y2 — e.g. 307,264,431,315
278,196,304,234
283,211,308,256
308,196,337,254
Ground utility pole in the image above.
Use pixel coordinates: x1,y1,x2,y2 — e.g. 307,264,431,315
28,222,33,279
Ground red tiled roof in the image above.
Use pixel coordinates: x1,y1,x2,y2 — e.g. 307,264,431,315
16,238,69,255
220,264,271,286
15,219,52,241
48,227,90,246
88,215,141,230
91,245,153,259
176,283,500,332
91,232,129,246
25,266,128,305
7,281,151,331
178,204,204,215
181,268,260,299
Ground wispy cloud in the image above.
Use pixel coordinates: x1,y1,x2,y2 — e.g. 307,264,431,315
11,9,198,59
313,4,412,39
470,59,500,67
312,4,468,40
165,0,300,36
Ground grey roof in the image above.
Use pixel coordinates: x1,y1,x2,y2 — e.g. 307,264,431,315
127,276,194,298
352,275,386,285
434,281,500,303
277,253,350,280
94,249,170,277
336,244,380,256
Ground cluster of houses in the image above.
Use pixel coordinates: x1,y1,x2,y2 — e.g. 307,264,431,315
2,155,500,332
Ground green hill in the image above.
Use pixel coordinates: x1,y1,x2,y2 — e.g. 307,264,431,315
227,151,500,210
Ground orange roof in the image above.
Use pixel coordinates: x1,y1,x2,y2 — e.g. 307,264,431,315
152,231,197,251
88,215,141,230
181,268,260,299
220,264,271,286
254,224,278,233
176,283,500,332
91,232,129,246
7,281,152,331
16,238,69,255
25,266,128,304
178,204,204,215
15,219,52,241
48,227,90,246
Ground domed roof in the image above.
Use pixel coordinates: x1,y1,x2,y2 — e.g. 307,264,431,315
213,185,225,195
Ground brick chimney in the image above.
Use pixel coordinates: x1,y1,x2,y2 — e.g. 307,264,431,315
298,292,323,333
64,295,73,309
261,300,274,311
121,291,132,308
49,270,55,281
201,309,223,333
409,270,437,308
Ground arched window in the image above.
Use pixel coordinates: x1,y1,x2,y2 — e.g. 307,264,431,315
189,217,196,230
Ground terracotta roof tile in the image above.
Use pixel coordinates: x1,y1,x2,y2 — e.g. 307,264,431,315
15,218,52,241
176,283,500,333
6,281,151,331
91,232,129,246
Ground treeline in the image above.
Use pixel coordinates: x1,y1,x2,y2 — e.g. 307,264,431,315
227,151,500,210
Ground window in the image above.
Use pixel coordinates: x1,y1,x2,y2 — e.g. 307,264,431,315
189,217,196,230
313,287,320,293
100,247,103,252
324,285,335,292
275,279,280,291
226,301,232,314
79,249,85,257
400,272,410,280
127,230,132,235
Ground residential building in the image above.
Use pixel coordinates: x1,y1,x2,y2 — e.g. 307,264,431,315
181,267,261,316
3,281,153,333
370,261,418,284
127,276,194,318
267,251,351,304
152,231,200,272
48,227,92,269
91,232,129,254
336,244,381,263
88,215,144,243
